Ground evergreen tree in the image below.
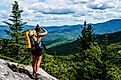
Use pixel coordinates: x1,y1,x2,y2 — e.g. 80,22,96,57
3,1,27,58
3,1,27,43
79,21,96,50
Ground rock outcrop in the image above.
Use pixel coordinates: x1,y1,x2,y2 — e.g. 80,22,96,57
0,59,57,80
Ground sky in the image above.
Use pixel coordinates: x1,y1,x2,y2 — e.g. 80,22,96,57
0,0,121,26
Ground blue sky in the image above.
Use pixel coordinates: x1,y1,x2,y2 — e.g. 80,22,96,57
0,0,121,26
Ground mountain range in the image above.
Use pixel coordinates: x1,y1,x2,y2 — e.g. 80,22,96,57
0,19,121,47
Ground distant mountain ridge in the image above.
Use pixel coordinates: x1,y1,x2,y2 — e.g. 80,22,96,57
0,19,121,47
48,30,121,55
92,19,121,34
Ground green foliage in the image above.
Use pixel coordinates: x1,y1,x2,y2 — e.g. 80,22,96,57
41,54,81,80
0,55,18,62
107,66,121,80
0,38,32,65
79,43,106,79
78,42,121,80
47,40,80,55
97,31,121,45
79,21,96,50
42,42,121,80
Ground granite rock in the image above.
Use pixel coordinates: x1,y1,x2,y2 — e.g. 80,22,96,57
0,59,57,80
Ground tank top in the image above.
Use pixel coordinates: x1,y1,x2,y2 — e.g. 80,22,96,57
37,33,42,46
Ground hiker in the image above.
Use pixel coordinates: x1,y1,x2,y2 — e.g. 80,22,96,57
30,24,48,78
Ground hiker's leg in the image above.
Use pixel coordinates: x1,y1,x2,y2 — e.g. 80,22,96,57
32,55,36,73
36,55,42,73
31,46,37,75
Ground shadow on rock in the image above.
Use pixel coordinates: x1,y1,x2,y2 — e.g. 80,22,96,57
7,63,35,79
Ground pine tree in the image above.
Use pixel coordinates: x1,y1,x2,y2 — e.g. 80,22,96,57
79,21,96,50
3,1,27,43
3,1,27,58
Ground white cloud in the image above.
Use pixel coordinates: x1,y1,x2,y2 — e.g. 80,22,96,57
0,0,12,6
0,0,121,26
0,10,9,16
87,0,116,10
71,0,89,4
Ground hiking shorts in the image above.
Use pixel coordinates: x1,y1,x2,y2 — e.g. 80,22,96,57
31,46,43,56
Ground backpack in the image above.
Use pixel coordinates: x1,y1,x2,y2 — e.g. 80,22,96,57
24,29,37,48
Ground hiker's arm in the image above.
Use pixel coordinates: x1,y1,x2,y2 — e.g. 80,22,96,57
38,27,48,36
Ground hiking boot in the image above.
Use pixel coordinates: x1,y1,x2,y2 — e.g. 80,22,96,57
36,73,42,80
